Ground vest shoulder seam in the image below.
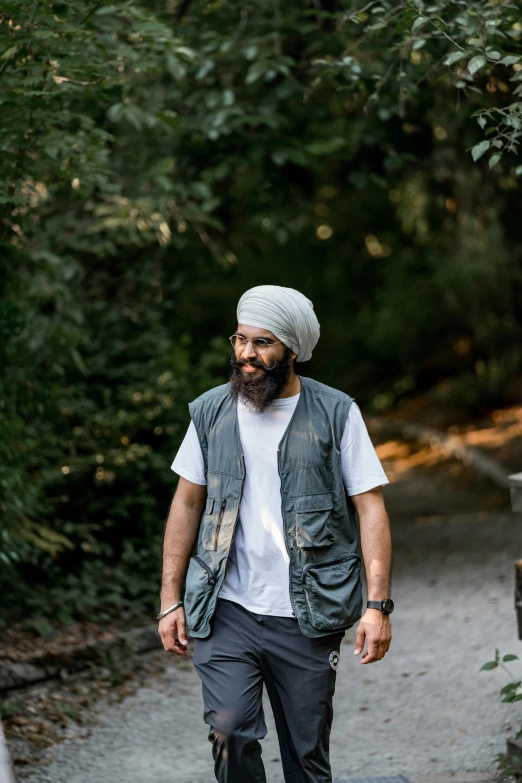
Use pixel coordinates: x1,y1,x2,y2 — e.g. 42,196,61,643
312,388,352,401
300,377,353,403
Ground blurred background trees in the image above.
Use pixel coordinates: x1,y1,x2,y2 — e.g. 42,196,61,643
1,0,521,627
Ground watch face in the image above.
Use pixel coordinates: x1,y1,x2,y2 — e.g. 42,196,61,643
382,599,394,614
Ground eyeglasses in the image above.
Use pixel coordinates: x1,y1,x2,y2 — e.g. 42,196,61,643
229,334,282,354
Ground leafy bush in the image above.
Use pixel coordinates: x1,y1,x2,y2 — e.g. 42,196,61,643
1,0,522,625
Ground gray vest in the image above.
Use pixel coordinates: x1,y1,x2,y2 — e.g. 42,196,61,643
184,376,363,639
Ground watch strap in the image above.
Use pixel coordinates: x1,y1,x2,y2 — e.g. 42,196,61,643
367,600,385,611
367,599,394,614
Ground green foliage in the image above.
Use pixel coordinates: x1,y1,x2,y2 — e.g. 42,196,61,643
24,616,55,638
480,649,521,680
494,752,522,781
0,700,23,720
332,0,522,166
0,0,521,624
89,638,137,687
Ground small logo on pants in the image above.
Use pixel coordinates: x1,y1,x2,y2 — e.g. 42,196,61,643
329,650,339,670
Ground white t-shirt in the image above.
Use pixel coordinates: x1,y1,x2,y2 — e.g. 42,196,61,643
171,393,388,617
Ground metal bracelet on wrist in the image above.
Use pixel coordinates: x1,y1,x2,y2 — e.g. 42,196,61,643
156,601,183,621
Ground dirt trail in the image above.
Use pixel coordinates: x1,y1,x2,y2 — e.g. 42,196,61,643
15,506,521,783
10,427,522,783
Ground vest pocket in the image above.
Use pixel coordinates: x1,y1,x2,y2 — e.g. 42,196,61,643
294,492,335,549
201,496,216,550
302,554,362,631
184,555,216,632
201,496,227,551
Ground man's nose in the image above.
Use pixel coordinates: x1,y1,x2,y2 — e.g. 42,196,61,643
241,340,257,361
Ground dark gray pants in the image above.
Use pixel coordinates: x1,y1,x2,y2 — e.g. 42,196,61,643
193,597,345,783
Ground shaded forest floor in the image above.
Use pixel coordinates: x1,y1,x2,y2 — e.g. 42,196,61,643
2,398,522,775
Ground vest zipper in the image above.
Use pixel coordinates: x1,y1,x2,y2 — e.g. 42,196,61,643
192,555,216,585
214,498,227,549
301,553,358,584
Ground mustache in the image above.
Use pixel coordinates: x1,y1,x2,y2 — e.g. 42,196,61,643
235,357,292,373
229,346,294,413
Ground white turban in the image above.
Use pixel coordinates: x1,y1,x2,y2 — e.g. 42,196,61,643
237,285,320,362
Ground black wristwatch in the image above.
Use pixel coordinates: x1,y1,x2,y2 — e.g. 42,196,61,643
367,599,394,615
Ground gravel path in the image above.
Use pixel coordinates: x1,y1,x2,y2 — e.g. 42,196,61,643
22,510,522,783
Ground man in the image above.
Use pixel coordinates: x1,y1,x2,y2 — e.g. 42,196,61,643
159,284,393,783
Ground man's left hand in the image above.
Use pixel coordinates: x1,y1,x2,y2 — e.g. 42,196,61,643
354,608,391,664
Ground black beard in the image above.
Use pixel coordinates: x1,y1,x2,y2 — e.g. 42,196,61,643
229,348,294,413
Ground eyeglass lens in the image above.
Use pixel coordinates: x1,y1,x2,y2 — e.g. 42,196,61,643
230,336,271,353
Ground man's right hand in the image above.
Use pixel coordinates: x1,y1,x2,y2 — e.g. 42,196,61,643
158,606,188,657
